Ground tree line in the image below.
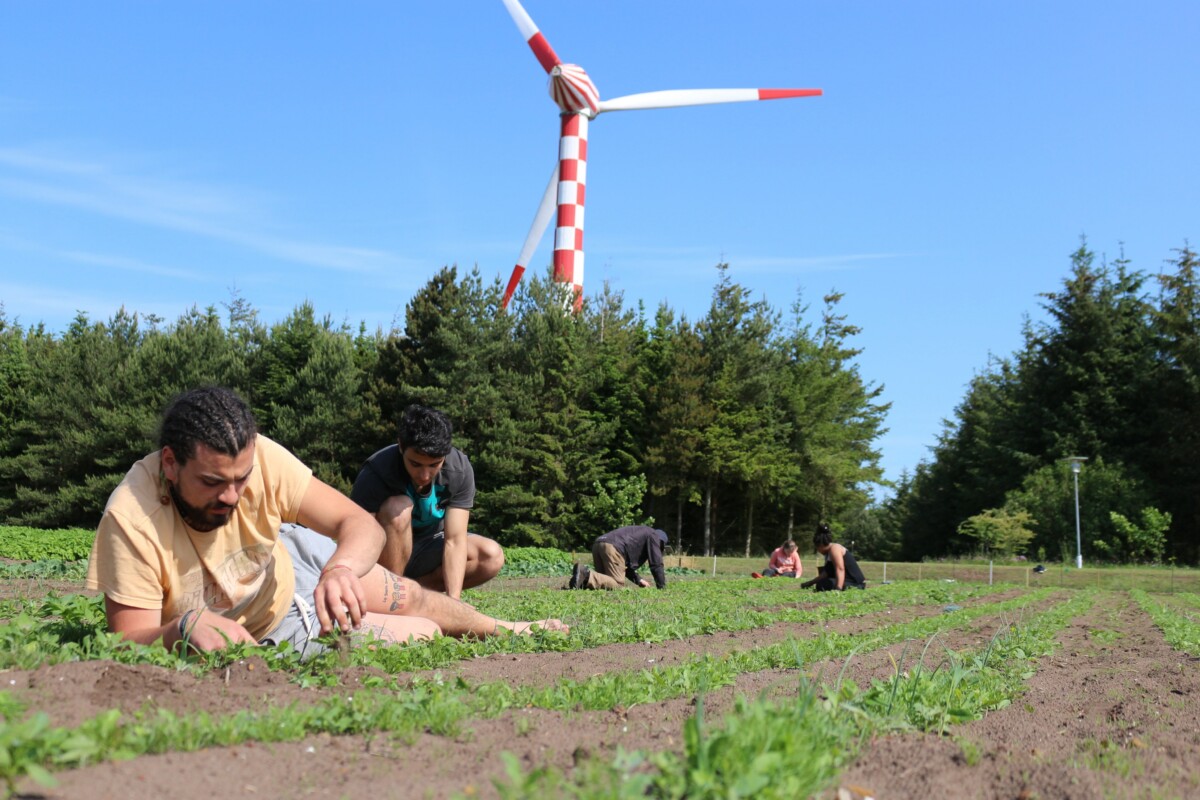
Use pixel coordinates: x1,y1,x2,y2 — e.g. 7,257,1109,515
0,264,887,555
872,242,1200,566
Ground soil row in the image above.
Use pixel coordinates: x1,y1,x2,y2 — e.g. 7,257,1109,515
829,591,1200,799
14,588,1055,799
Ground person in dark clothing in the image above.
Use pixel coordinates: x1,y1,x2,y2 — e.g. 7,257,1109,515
350,405,504,600
801,523,866,591
568,526,668,590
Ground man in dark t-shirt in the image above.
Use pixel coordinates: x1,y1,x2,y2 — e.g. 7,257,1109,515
351,405,504,599
566,526,668,591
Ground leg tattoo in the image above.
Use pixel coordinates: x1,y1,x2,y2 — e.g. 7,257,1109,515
384,572,408,613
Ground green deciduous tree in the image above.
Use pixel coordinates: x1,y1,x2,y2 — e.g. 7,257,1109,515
1106,507,1171,564
956,507,1035,557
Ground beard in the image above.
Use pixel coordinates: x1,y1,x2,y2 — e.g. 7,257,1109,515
168,482,237,532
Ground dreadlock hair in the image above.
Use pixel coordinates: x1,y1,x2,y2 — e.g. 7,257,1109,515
397,404,453,457
159,387,258,465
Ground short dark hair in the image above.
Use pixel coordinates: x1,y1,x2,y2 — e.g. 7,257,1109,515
397,404,453,457
159,387,257,465
813,523,833,549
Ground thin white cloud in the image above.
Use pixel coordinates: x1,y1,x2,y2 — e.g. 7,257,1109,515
0,280,119,320
0,229,203,281
0,145,417,274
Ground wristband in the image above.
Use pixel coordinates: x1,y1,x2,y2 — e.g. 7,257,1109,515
177,609,197,641
320,563,354,580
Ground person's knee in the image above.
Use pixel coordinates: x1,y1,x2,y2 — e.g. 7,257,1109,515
475,538,505,576
377,495,414,532
410,617,442,639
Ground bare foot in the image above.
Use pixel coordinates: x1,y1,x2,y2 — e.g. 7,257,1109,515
504,619,570,635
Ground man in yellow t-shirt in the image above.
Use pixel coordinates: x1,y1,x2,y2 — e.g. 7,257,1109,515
87,387,566,655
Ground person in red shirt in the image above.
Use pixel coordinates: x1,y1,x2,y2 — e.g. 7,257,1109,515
751,539,803,579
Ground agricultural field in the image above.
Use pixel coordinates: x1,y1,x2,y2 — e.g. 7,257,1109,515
1,551,1198,798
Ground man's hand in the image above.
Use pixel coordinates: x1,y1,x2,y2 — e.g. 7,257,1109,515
637,578,651,588
179,610,257,651
105,597,255,653
313,564,368,634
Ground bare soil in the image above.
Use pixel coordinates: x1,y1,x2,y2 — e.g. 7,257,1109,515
6,583,1198,799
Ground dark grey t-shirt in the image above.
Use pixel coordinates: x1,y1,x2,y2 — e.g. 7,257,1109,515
595,526,667,589
350,445,475,540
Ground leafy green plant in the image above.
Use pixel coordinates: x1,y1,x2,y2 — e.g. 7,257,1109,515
956,507,1035,557
498,547,575,577
1105,508,1171,564
0,527,94,562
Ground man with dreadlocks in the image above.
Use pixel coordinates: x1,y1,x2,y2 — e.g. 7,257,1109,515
86,387,565,657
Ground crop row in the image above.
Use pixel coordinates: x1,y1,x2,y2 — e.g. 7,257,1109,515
1130,589,1200,657
0,579,1017,677
0,584,1062,795
0,527,93,562
497,589,1096,798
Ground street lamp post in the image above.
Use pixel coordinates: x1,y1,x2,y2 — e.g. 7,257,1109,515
1065,457,1087,569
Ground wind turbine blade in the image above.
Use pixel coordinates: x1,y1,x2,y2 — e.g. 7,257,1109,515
501,164,560,309
501,0,561,73
597,88,822,114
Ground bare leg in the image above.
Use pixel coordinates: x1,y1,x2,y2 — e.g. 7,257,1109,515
364,564,567,637
375,495,415,577
356,613,441,644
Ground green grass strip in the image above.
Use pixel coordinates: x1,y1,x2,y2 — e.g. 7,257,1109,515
1169,591,1200,611
1130,589,1200,656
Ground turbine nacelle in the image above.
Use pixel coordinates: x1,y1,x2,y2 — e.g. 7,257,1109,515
549,64,600,117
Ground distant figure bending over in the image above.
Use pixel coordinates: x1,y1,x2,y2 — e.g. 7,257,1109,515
801,523,866,591
567,526,668,590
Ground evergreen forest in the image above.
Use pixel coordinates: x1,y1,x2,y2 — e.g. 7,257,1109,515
0,264,886,556
877,242,1200,566
2,242,1197,565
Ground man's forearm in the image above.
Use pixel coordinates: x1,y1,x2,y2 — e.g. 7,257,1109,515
325,520,386,576
443,537,467,599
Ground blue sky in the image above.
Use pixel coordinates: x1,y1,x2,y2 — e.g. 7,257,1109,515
2,1,1197,494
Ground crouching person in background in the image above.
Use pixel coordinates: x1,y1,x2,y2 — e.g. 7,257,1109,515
567,526,668,591
800,524,866,592
751,539,803,579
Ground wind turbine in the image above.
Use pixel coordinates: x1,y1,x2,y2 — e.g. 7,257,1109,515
498,0,822,311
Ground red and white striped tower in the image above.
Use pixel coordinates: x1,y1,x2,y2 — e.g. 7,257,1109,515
497,0,821,311
553,112,587,311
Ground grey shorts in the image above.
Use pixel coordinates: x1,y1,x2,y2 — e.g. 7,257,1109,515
262,524,338,659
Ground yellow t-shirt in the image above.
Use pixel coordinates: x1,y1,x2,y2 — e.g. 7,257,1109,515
86,434,313,640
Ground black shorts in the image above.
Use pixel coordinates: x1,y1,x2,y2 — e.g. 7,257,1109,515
405,532,481,579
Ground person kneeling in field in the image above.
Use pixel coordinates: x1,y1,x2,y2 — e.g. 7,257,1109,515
86,386,566,659
800,524,866,592
567,526,668,590
350,404,504,601
751,539,803,579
